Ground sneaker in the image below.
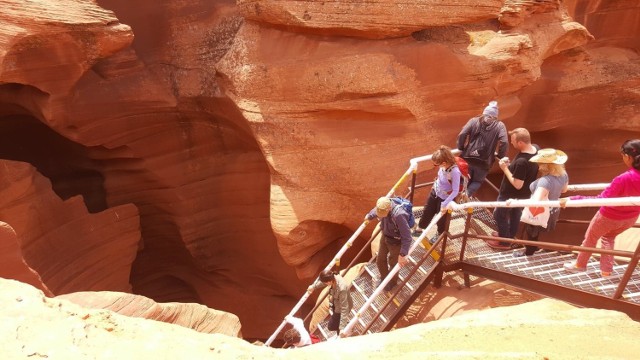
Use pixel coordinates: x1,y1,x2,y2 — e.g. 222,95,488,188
428,234,439,245
486,240,511,250
601,271,612,278
412,228,423,237
513,250,533,258
563,262,586,273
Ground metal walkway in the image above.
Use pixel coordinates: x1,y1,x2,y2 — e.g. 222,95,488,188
449,207,640,320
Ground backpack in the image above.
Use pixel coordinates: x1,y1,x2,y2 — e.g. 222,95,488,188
461,117,492,161
446,156,470,193
390,196,416,228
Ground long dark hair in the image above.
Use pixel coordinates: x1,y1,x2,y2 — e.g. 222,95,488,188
621,139,640,170
319,270,336,283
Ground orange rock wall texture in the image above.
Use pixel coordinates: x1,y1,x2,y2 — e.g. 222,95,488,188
0,0,638,338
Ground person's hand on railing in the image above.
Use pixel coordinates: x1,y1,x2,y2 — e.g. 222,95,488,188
559,197,569,208
398,255,408,267
442,201,456,213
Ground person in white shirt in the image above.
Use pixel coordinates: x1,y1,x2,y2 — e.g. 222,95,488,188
283,315,312,348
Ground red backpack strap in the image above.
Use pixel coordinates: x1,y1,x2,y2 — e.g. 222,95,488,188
310,334,321,344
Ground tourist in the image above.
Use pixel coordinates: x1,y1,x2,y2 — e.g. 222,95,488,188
563,139,640,277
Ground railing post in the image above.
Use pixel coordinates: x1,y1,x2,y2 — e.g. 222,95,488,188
458,208,474,262
613,241,640,299
459,208,474,287
409,170,417,203
432,211,453,288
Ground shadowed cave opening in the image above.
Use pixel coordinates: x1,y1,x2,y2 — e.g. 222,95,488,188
0,111,108,213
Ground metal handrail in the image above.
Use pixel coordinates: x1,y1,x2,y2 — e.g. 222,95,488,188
340,212,444,336
361,233,444,334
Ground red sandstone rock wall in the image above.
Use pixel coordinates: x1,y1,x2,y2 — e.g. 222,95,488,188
0,0,638,339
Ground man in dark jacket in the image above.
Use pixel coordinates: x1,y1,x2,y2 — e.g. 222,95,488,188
365,197,412,291
456,100,508,196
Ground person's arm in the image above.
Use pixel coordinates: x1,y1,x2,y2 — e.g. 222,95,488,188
309,280,327,292
531,186,550,201
456,119,474,150
364,207,377,221
496,122,509,159
570,174,622,200
502,158,525,190
393,211,412,258
441,167,461,208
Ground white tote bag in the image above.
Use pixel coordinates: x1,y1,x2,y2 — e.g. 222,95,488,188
520,205,550,228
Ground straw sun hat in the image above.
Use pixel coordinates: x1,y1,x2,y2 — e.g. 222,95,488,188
529,148,568,164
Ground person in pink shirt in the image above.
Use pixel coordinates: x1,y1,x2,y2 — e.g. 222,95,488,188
563,139,640,277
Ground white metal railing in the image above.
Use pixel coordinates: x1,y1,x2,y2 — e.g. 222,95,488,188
450,196,640,212
340,212,444,337
264,221,369,346
265,147,450,345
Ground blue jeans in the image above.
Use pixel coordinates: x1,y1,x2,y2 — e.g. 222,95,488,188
493,195,523,240
466,165,489,196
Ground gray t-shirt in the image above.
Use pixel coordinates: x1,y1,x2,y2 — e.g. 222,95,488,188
530,173,569,200
529,173,569,231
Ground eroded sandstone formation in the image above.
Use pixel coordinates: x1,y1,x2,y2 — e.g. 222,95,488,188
0,0,301,338
3,278,640,359
0,0,638,340
59,291,242,337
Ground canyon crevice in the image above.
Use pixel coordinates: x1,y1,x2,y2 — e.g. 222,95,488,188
0,0,638,340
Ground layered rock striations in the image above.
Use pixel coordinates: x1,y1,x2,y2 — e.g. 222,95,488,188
59,291,242,337
0,0,302,338
0,0,638,340
217,0,603,280
237,0,505,38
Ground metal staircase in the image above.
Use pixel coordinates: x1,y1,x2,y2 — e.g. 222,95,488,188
306,196,640,341
312,237,441,340
264,147,640,346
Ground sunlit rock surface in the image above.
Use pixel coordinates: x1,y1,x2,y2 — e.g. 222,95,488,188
0,0,638,340
2,279,640,359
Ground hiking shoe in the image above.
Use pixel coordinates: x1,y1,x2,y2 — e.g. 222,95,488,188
563,262,586,273
486,240,511,250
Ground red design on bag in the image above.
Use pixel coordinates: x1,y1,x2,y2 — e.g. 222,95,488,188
529,207,545,217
